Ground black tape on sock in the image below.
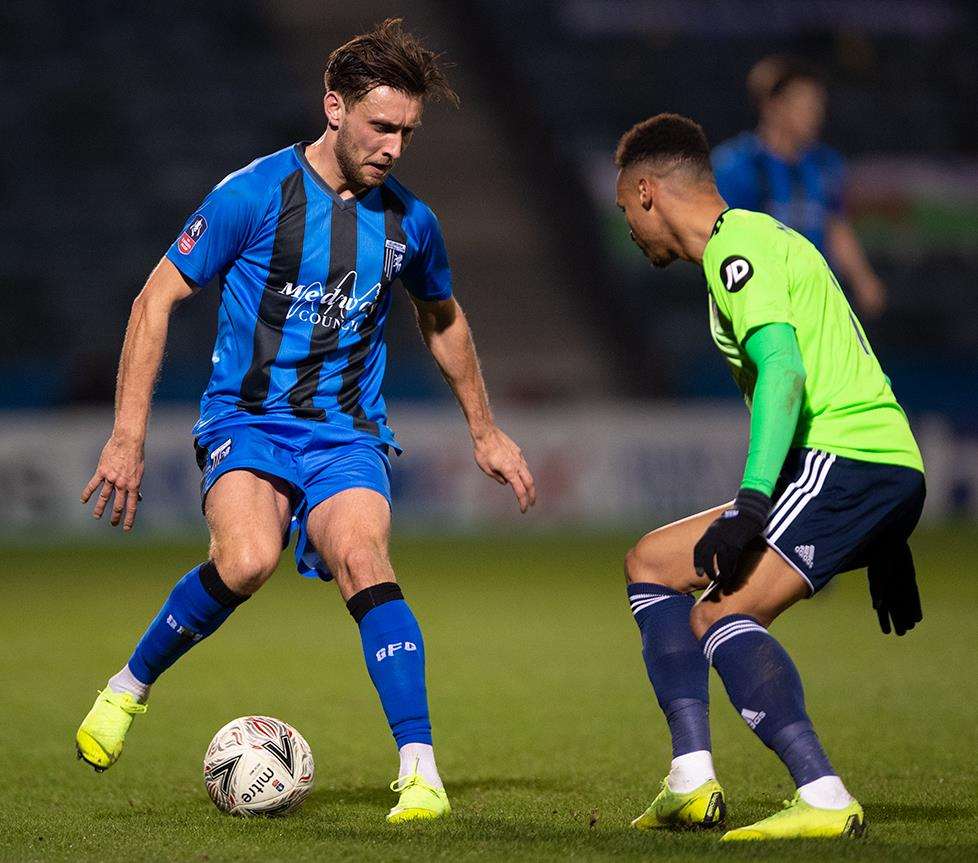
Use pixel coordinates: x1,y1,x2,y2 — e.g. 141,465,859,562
346,581,404,624
198,560,250,608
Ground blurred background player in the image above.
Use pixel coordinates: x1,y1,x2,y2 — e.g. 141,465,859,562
616,114,924,841
712,55,887,319
74,19,535,824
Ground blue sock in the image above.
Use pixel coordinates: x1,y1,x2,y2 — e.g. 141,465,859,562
128,561,247,684
628,583,711,756
702,614,834,786
348,583,432,747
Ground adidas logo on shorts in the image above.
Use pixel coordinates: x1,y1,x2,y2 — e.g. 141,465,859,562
794,544,816,569
741,708,766,729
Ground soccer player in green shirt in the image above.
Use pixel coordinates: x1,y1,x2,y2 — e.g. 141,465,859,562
613,113,925,841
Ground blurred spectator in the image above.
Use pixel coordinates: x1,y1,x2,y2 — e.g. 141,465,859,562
712,56,886,318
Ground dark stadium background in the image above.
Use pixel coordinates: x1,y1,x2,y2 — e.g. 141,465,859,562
2,5,978,860
4,0,977,532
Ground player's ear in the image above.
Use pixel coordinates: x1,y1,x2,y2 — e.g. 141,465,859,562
638,177,654,212
324,91,344,131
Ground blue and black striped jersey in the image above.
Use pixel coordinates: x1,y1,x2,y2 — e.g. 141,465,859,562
711,132,845,255
165,143,452,449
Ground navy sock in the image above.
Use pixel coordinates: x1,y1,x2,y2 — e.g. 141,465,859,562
128,561,247,685
628,583,711,756
348,583,432,747
702,614,834,786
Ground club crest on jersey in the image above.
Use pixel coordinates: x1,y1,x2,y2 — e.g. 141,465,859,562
178,214,208,254
383,238,407,282
720,255,753,292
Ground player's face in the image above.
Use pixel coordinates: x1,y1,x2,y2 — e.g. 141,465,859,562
615,171,677,269
772,79,827,145
334,86,423,188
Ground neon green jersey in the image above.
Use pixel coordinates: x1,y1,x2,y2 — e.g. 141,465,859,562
703,208,923,473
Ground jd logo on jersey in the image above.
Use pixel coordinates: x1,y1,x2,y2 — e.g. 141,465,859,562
720,255,753,292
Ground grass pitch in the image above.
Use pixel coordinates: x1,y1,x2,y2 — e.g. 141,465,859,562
2,527,976,862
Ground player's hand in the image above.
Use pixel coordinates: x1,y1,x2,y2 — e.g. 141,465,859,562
694,489,771,596
472,425,536,513
854,274,887,319
81,432,145,531
867,539,922,636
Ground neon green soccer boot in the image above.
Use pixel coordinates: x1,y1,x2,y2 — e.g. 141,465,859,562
75,689,147,772
631,777,726,830
386,770,451,824
721,792,865,841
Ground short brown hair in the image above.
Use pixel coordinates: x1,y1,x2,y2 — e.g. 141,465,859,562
615,113,712,181
324,18,459,108
748,55,824,108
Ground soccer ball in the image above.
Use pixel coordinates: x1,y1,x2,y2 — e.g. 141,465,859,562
203,716,314,816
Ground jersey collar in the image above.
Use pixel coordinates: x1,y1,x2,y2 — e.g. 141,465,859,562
710,207,732,237
293,142,378,210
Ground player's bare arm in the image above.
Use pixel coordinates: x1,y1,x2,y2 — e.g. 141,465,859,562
412,295,536,513
825,216,886,318
81,257,195,530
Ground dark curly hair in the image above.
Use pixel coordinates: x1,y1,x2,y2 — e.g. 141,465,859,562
615,113,712,181
324,18,459,108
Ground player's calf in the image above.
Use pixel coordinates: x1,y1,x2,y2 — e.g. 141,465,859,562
76,560,249,771
700,614,857,818
623,513,723,821
346,581,448,820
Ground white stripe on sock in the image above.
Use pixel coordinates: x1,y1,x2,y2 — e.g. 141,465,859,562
702,619,760,658
705,624,767,663
629,595,675,614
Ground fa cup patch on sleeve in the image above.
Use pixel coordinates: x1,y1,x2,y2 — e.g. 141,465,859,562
720,255,753,292
178,214,208,254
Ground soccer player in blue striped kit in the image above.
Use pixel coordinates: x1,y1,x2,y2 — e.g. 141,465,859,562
75,19,535,823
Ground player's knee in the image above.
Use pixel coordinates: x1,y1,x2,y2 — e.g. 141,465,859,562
624,543,686,590
212,541,279,595
624,546,649,583
334,542,391,592
689,601,724,640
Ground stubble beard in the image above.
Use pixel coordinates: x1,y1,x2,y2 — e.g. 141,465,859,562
334,128,383,191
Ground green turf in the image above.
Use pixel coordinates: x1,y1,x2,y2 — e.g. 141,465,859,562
2,527,976,862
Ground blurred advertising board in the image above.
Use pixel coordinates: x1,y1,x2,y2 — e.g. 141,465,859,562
0,406,969,538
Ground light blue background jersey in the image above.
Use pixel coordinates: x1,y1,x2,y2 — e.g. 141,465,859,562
711,131,845,254
165,143,453,449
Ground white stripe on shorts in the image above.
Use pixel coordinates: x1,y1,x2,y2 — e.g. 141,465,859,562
767,453,836,544
765,450,822,537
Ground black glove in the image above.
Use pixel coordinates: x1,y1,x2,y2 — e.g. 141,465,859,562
694,488,771,596
867,539,922,636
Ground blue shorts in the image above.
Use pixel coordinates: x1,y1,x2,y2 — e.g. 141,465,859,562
764,448,925,595
193,414,392,581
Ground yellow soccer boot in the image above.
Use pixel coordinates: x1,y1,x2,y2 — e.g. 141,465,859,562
631,777,726,830
75,689,147,772
721,791,865,841
386,769,451,824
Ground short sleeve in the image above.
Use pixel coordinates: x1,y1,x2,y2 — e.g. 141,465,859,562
165,177,256,286
400,208,452,302
709,227,794,343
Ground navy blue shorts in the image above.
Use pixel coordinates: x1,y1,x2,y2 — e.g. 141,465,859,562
763,448,925,594
193,414,392,581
